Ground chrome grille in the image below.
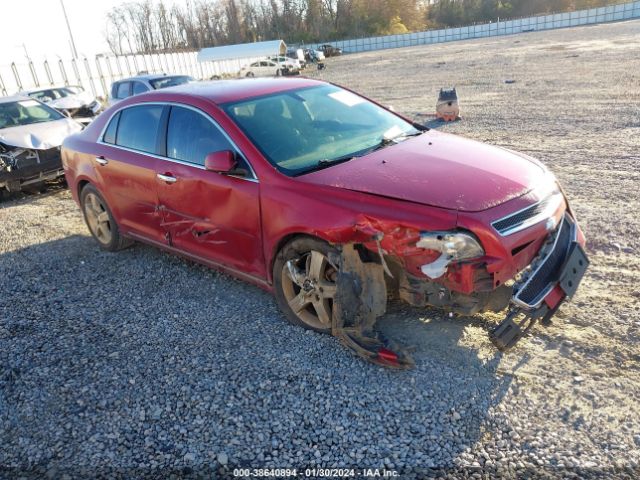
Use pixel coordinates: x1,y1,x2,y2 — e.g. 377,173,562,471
512,214,574,309
492,193,563,236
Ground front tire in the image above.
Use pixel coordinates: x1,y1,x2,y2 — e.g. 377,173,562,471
273,237,339,334
80,184,132,252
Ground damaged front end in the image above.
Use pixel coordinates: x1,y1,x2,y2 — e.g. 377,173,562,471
0,143,64,193
309,209,588,367
54,100,102,126
489,213,589,350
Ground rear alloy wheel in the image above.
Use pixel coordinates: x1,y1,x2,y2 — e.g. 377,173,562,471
274,237,338,333
80,184,132,252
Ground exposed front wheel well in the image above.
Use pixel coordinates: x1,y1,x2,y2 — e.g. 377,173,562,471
270,233,330,282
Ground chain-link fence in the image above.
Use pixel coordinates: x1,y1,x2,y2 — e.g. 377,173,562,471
302,1,640,53
0,51,252,99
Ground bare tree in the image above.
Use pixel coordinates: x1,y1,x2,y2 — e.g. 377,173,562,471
103,0,620,54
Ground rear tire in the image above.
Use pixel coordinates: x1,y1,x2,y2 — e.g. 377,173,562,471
246,72,255,77
80,184,132,252
273,237,339,334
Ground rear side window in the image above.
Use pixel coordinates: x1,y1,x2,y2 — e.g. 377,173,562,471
167,106,231,166
116,105,163,153
102,112,120,144
115,82,130,99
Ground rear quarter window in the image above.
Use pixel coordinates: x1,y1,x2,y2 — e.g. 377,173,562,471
102,112,120,144
115,105,163,153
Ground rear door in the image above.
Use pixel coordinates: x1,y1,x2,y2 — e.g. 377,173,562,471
154,105,264,278
93,104,166,243
258,61,271,77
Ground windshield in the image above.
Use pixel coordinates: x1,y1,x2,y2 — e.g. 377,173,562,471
0,100,64,129
27,87,82,102
223,85,419,176
150,75,192,90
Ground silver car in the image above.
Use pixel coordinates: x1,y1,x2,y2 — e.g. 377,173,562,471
21,85,102,125
108,73,193,106
0,96,82,195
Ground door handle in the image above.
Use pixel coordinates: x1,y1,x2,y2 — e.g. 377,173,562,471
157,173,177,183
95,156,108,166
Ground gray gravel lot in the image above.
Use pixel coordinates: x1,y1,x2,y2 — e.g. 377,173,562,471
2,20,640,479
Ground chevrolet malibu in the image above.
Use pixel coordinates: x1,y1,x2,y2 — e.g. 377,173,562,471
62,78,588,367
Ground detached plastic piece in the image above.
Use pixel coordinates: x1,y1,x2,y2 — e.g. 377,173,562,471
332,244,414,369
436,87,460,122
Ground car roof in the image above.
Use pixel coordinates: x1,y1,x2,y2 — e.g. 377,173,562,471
0,95,33,105
116,73,188,83
141,77,326,104
20,85,81,93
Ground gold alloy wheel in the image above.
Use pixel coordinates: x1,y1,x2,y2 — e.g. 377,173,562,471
281,250,338,330
83,192,113,245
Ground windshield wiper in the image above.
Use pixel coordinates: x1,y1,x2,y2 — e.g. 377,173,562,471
369,130,425,153
294,154,357,176
294,130,425,176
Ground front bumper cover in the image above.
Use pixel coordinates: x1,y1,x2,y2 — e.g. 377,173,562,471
490,215,589,351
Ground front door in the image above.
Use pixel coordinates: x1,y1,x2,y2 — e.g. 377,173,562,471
155,105,264,278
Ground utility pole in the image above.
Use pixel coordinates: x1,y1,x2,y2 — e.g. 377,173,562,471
60,0,79,59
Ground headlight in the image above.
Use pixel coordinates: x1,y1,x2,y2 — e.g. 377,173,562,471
416,231,484,279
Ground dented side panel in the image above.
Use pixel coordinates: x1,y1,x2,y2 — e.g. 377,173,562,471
259,179,459,284
90,142,166,244
155,160,264,278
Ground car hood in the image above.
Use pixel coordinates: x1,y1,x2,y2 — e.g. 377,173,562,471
47,92,95,109
0,118,83,150
300,130,547,212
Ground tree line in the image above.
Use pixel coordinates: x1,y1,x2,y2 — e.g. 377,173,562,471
104,0,623,55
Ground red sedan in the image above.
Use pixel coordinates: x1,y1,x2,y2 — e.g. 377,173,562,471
62,78,588,367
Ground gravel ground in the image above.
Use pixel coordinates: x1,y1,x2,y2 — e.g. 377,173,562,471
2,20,640,479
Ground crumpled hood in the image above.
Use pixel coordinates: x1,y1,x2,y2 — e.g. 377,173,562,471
0,118,82,150
47,91,95,110
300,130,547,212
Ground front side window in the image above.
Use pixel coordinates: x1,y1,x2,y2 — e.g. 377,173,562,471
166,106,231,166
115,105,163,153
132,82,149,95
0,100,64,128
222,85,418,176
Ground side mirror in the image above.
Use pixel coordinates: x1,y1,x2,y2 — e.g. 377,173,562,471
204,150,237,173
